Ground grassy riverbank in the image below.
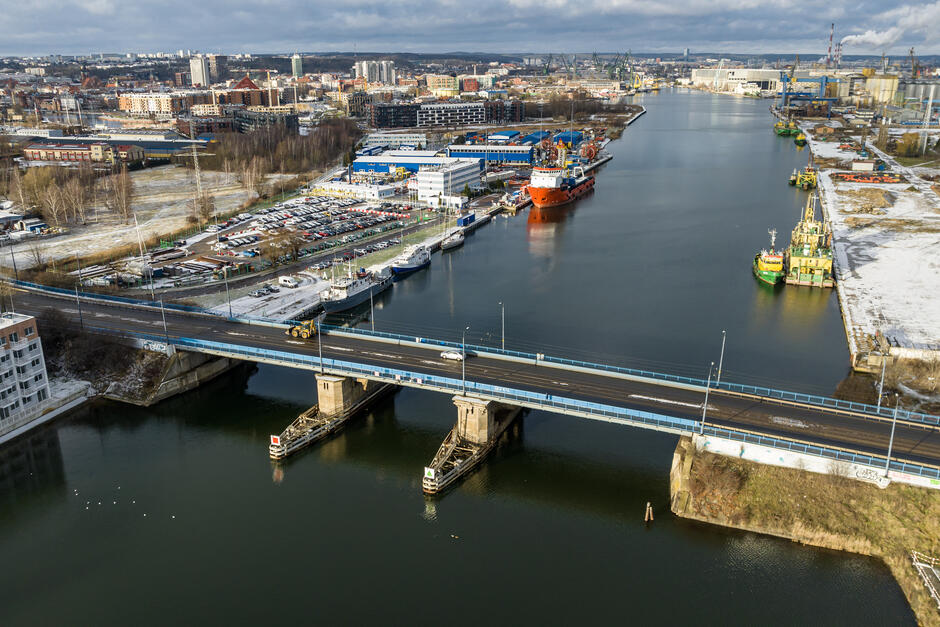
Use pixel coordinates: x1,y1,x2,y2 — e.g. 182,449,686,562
670,437,940,625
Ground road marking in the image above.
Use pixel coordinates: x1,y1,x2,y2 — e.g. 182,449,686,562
362,351,401,360
551,381,570,386
629,394,702,409
285,340,306,346
771,416,810,429
330,346,354,352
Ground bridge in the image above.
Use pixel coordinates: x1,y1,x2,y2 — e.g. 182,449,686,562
10,280,940,494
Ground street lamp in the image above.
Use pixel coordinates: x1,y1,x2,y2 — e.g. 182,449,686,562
716,330,726,388
223,264,232,318
700,361,715,435
462,325,470,395
498,301,505,351
876,356,887,411
885,394,900,477
160,298,169,342
317,318,323,374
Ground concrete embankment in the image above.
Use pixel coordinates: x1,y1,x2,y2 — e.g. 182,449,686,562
670,436,940,625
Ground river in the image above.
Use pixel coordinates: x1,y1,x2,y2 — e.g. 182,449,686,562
0,90,914,624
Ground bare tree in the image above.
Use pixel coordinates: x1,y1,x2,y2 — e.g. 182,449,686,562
193,191,215,223
61,176,89,224
40,182,65,226
103,165,135,222
28,243,44,268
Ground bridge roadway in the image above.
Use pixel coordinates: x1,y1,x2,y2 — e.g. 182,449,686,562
15,289,940,471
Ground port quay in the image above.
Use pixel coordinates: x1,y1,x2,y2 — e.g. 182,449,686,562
2,70,939,624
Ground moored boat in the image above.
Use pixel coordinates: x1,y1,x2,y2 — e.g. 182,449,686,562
441,231,464,251
526,166,594,209
753,229,785,286
320,268,393,313
391,245,431,276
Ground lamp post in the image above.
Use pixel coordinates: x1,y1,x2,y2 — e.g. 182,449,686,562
160,298,169,342
462,325,470,395
700,361,715,435
370,288,375,333
75,284,84,329
317,318,323,374
876,357,887,411
498,301,505,351
885,394,900,477
223,264,232,318
716,330,726,388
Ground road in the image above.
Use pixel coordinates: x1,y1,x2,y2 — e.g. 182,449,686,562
16,288,940,470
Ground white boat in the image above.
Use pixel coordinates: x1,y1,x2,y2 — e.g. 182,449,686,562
320,268,392,313
390,245,430,276
441,231,464,251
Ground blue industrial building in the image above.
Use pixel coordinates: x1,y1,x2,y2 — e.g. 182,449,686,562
520,131,551,145
445,144,534,165
553,131,583,146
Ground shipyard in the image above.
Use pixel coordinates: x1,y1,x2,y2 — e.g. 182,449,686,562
2,6,940,627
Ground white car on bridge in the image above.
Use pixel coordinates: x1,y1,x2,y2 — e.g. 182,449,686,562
440,350,464,361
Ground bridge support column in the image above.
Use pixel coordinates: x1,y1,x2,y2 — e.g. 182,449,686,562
269,374,393,460
422,396,521,495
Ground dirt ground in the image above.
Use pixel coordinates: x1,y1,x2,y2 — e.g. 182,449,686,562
2,165,260,269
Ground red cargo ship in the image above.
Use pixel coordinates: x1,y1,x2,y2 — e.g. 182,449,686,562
526,166,594,209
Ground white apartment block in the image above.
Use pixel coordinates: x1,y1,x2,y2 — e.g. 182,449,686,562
190,55,210,87
0,313,50,436
354,60,396,84
416,159,481,206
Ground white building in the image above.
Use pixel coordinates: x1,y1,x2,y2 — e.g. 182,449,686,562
0,313,50,439
416,159,481,207
316,181,396,200
291,53,303,78
363,132,428,149
190,55,210,87
354,60,396,85
690,68,783,93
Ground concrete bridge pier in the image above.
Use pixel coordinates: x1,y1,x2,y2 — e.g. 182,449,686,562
269,374,393,459
422,395,521,495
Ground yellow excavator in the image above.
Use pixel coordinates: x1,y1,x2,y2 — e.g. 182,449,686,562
286,320,317,339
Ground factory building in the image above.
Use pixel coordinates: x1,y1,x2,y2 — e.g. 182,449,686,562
690,68,784,92
352,151,450,174
445,144,534,165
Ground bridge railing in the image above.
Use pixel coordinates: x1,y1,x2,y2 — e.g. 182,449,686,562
16,279,940,428
320,323,940,429
98,326,940,483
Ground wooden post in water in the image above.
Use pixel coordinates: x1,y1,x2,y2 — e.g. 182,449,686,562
645,502,654,522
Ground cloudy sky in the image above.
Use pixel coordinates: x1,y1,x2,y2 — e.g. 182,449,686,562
1,0,939,57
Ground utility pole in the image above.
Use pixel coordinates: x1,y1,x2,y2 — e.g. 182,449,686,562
700,361,714,435
885,394,900,476
370,288,375,333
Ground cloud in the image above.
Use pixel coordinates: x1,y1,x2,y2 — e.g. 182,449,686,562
0,0,938,56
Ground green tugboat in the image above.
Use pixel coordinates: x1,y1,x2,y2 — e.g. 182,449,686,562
788,165,817,190
774,120,799,136
753,229,785,285
794,132,807,147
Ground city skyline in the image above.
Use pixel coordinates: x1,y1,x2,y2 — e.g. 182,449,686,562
1,0,939,57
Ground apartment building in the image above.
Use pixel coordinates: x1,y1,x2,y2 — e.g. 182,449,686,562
417,102,486,127
0,313,50,432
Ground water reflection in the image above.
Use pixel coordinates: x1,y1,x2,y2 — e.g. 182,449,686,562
0,425,66,511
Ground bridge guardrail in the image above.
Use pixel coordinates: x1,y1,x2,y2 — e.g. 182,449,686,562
86,325,940,483
319,323,940,429
15,279,939,429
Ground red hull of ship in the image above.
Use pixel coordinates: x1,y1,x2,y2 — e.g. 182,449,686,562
528,177,594,208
